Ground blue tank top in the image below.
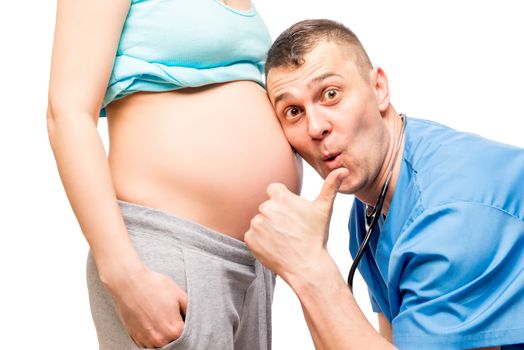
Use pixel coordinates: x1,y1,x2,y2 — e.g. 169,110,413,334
101,0,272,117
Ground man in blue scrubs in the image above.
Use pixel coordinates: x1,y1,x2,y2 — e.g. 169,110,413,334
245,19,524,349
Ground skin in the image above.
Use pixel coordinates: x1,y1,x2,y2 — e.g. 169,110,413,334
47,0,300,348
221,0,252,11
266,42,399,204
107,82,301,240
245,40,500,350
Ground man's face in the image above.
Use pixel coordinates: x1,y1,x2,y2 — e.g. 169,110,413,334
267,41,390,195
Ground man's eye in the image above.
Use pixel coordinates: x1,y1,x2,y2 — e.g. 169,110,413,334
324,89,338,100
285,107,301,118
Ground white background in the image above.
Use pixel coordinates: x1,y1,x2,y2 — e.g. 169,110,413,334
1,1,523,349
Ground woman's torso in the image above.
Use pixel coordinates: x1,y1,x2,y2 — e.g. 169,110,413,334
106,81,302,240
103,0,302,240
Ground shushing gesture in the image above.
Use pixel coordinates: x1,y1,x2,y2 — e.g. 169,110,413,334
245,168,348,285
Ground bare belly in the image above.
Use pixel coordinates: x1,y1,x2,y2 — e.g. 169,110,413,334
106,81,302,240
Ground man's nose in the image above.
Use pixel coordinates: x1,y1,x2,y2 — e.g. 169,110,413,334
307,110,331,139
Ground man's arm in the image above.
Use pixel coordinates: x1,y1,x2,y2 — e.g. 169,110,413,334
247,169,518,348
378,313,393,343
245,169,394,349
289,254,394,349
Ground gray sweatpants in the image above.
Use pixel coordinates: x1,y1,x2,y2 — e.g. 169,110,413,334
87,200,275,350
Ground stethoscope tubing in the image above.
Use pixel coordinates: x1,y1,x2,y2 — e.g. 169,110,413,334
347,114,406,292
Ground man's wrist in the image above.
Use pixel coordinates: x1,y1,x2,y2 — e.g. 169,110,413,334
286,251,344,298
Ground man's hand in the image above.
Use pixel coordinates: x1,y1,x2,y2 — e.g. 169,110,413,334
245,168,348,284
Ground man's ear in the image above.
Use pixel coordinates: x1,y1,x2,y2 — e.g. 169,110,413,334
370,66,390,112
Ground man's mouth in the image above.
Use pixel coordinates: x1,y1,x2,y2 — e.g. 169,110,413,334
323,152,343,170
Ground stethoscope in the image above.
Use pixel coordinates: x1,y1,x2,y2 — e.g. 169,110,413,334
347,114,406,291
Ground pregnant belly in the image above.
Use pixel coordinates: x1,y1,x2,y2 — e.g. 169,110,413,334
106,81,302,240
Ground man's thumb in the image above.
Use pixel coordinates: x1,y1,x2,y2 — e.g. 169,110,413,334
314,168,349,211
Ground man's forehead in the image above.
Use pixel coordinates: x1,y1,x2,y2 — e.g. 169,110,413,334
267,42,355,101
266,65,317,105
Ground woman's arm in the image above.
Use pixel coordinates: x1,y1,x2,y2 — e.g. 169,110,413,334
48,0,136,287
47,1,186,347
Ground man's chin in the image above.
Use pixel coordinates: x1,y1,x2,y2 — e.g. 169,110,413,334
333,170,357,195
337,181,355,195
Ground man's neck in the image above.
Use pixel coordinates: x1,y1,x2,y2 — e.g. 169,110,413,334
356,109,404,215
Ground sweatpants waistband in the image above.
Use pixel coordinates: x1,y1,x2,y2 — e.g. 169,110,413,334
118,200,256,266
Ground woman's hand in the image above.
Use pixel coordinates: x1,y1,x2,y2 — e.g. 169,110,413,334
104,265,188,349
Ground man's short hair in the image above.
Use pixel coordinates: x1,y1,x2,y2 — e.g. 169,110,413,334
265,19,373,78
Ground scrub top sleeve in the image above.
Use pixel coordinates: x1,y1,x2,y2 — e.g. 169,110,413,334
391,202,524,349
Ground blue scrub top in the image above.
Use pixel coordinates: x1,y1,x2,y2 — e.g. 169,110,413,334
348,117,524,349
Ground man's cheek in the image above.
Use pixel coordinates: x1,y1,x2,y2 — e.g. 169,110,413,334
283,128,305,147
300,154,323,176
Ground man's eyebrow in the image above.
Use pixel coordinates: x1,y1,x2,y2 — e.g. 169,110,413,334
273,73,343,107
274,92,290,108
308,72,343,88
